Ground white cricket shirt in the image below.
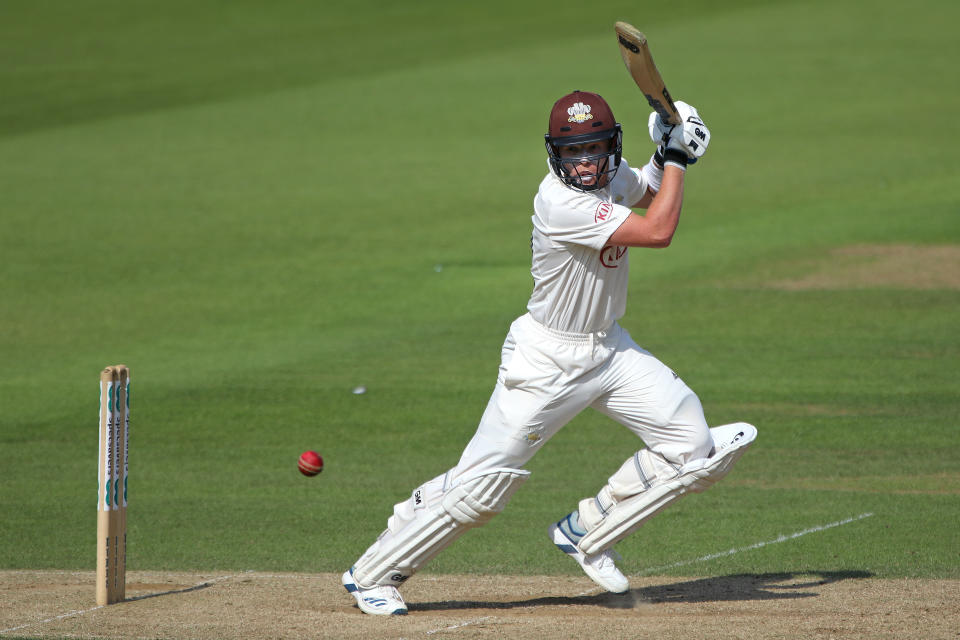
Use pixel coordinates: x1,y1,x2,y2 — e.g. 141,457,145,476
527,159,649,334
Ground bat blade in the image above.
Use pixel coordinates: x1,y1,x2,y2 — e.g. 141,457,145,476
614,21,681,125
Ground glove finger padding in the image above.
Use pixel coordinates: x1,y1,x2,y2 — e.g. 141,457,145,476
648,111,672,146
668,101,710,159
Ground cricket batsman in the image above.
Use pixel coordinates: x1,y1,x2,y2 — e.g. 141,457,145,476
342,90,757,615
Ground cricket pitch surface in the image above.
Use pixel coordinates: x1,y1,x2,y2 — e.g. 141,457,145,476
2,570,957,639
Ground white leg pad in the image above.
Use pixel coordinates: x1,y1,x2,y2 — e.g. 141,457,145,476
576,423,756,556
352,467,529,588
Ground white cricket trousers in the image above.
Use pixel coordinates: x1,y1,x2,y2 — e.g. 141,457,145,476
451,313,713,481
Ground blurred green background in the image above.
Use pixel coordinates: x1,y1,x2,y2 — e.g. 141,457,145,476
1,0,957,579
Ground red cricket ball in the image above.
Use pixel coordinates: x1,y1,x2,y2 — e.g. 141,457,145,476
298,450,324,476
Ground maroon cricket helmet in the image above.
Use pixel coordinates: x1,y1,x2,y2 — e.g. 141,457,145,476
544,90,623,192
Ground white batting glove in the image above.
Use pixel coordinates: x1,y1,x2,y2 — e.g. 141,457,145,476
648,101,711,165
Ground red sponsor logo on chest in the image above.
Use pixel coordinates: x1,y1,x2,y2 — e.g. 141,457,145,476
600,245,627,268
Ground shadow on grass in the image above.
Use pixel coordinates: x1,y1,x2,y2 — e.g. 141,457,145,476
408,571,874,612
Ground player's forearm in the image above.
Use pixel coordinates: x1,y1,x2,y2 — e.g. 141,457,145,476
641,166,684,247
608,166,683,248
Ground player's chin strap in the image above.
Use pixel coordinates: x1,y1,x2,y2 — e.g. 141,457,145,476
351,467,530,588
564,423,757,556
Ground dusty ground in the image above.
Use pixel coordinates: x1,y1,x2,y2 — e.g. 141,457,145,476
734,243,960,291
1,570,957,640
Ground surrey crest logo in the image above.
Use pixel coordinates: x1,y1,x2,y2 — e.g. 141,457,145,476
567,102,593,123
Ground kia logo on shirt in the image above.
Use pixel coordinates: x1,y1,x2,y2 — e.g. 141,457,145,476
595,202,613,223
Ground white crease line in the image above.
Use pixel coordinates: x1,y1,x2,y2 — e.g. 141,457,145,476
0,607,105,635
638,512,874,576
3,570,92,577
575,512,875,596
425,616,494,635
0,572,245,635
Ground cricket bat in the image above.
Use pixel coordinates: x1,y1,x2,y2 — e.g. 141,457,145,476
614,21,681,125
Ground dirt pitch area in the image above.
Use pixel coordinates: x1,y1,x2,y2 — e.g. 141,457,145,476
1,570,957,640
769,244,960,291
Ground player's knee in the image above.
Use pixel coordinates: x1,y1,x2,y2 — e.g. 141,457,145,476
667,393,713,462
654,427,712,467
442,467,530,525
688,427,714,460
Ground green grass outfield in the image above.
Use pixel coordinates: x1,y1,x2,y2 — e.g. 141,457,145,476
1,0,957,582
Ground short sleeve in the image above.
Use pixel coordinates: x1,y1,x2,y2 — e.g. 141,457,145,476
610,158,648,206
533,187,632,251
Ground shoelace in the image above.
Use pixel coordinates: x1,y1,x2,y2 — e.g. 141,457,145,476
381,585,402,599
590,551,615,570
590,549,625,571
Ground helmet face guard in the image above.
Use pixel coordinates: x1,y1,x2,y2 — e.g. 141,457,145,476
545,126,622,192
544,90,623,192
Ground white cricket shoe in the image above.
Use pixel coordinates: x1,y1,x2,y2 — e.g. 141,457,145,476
341,568,408,616
548,522,630,594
